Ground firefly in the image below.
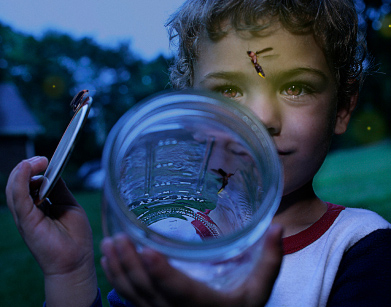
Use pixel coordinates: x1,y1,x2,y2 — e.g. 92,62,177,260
70,90,90,112
212,168,237,194
247,50,265,78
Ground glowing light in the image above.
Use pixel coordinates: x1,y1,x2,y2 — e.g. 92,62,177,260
43,75,65,98
367,126,371,131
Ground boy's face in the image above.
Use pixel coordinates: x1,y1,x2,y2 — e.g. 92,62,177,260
193,23,351,196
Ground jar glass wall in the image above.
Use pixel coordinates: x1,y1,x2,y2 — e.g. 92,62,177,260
102,90,283,291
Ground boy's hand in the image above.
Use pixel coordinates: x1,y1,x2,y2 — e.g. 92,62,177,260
101,224,283,307
6,157,98,307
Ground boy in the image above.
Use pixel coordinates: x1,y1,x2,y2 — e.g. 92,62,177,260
6,0,391,306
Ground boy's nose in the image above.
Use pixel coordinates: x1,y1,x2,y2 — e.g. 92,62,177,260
247,95,282,136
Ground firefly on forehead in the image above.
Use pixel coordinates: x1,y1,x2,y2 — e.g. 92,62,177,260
246,49,271,79
247,51,265,78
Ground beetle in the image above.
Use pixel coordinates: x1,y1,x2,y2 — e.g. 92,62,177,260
70,89,90,112
247,50,265,78
211,168,237,194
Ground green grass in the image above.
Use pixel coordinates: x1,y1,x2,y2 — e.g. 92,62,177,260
314,140,391,221
1,140,390,306
0,206,46,306
0,191,112,307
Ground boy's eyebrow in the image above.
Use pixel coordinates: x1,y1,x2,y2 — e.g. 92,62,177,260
274,67,329,81
199,71,248,83
199,67,329,83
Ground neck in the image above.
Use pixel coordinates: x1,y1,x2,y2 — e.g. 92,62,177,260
272,181,327,237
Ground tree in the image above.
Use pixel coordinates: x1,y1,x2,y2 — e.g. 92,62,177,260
0,22,172,188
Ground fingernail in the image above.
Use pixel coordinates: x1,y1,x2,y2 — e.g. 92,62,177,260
31,175,43,181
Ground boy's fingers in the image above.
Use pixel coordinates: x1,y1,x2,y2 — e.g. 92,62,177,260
100,226,282,307
6,157,48,232
6,162,29,221
6,157,47,201
244,224,283,305
141,249,220,306
30,175,44,191
7,157,47,214
47,177,79,207
100,237,135,293
113,234,156,297
100,236,156,307
29,156,48,175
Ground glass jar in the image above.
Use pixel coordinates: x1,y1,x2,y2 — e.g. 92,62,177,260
102,90,282,291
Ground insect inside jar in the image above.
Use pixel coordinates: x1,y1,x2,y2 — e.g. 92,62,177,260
70,89,91,112
211,168,237,194
247,51,266,78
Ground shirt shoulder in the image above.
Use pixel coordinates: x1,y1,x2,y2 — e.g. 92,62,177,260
334,206,390,247
327,229,391,306
283,203,390,254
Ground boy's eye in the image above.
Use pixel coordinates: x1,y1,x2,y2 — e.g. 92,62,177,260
281,84,313,98
218,86,242,99
285,85,302,96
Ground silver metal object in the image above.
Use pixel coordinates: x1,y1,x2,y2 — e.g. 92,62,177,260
37,94,93,205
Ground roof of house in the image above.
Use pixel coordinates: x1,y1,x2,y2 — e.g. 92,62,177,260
0,83,44,136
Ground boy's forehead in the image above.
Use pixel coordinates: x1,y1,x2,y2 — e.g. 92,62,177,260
203,17,279,42
194,25,335,85
197,26,323,64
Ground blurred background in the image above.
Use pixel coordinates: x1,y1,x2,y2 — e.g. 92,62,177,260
0,0,390,306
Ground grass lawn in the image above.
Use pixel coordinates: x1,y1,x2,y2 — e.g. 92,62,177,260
314,139,391,221
0,191,112,307
0,140,390,306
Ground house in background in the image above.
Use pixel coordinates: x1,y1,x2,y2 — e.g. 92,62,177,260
0,83,44,176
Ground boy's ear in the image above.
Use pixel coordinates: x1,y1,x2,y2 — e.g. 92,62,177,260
334,91,359,135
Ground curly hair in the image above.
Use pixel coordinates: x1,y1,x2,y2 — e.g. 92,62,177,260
166,0,367,108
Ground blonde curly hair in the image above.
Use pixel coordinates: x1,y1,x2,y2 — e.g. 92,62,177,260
166,0,367,108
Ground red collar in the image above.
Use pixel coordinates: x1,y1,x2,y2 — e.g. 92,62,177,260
283,203,345,255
